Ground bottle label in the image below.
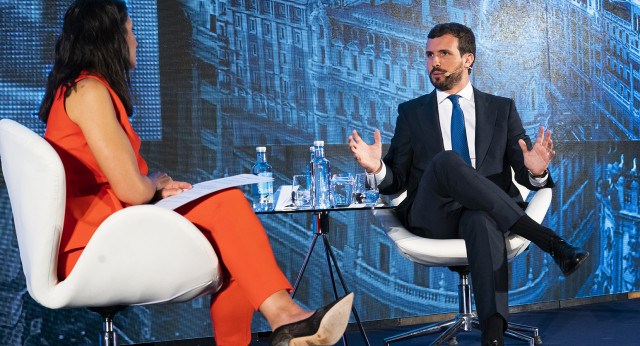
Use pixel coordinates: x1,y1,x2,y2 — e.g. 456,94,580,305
254,172,273,204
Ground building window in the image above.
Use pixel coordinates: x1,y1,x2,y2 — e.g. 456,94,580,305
369,59,374,75
262,0,271,13
353,95,359,115
295,31,302,45
353,55,358,71
276,3,286,18
293,7,303,22
210,14,217,34
317,88,327,113
385,64,390,80
379,243,390,273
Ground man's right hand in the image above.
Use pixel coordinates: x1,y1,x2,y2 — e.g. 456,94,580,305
348,129,383,174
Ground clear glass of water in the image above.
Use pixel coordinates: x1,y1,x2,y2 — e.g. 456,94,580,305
331,173,354,207
292,174,312,209
354,172,379,206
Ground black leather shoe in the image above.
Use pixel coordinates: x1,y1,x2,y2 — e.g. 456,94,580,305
481,339,502,346
270,293,353,346
481,314,505,346
551,239,589,276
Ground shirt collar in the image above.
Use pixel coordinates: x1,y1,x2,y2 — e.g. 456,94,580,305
436,81,474,104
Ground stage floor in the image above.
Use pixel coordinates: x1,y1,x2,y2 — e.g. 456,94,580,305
135,296,640,345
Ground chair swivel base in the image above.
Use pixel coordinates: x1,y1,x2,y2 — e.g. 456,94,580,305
90,306,126,346
384,272,542,346
383,312,542,346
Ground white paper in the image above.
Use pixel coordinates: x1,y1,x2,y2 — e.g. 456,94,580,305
154,174,273,210
274,185,296,211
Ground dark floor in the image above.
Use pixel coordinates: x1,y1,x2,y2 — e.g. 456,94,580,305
135,297,640,346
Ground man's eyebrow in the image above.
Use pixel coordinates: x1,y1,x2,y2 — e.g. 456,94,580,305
426,48,452,54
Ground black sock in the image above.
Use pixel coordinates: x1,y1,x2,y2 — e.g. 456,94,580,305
510,215,561,254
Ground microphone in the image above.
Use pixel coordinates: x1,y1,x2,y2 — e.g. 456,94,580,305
444,66,472,77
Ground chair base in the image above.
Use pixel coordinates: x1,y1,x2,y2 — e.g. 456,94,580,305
90,306,126,346
383,312,542,345
384,271,542,346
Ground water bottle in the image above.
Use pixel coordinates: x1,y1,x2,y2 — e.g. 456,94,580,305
306,146,315,173
311,141,331,209
305,146,315,182
252,146,273,211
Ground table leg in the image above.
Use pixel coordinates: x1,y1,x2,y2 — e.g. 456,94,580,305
291,232,320,298
322,234,371,346
290,210,371,346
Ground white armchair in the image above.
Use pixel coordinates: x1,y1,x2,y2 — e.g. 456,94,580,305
373,175,552,346
0,119,222,345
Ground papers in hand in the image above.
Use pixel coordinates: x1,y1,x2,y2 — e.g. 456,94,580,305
154,174,272,210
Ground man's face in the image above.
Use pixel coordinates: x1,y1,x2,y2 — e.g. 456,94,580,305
426,34,472,92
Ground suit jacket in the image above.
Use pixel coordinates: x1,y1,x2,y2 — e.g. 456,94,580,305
378,88,555,227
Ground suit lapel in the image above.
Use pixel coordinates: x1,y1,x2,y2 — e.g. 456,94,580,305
417,91,444,151
474,88,496,170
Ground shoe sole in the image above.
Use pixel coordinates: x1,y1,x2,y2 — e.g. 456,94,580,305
562,251,590,276
289,293,354,346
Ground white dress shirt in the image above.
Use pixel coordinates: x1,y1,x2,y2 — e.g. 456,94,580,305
372,82,547,187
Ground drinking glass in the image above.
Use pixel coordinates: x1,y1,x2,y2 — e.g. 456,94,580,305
331,173,354,207
292,174,312,209
354,172,379,206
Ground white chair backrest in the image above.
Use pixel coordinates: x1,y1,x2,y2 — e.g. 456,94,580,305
0,119,64,305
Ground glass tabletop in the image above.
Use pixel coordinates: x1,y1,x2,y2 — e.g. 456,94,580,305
254,203,394,215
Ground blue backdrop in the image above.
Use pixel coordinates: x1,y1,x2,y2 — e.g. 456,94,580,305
1,0,639,344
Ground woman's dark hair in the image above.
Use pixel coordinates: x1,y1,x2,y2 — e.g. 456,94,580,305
38,0,133,122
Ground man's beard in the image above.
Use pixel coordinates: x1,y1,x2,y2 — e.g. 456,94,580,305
429,63,464,91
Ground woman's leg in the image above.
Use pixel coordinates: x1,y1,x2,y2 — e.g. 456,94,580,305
209,276,255,345
175,188,304,342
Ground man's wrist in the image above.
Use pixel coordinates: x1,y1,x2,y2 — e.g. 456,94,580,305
367,160,383,174
528,168,548,179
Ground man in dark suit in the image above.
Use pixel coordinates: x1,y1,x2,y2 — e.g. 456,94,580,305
348,22,589,346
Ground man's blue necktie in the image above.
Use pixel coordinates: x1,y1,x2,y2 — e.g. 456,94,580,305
448,94,471,165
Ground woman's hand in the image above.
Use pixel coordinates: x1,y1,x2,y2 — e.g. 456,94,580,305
149,171,192,200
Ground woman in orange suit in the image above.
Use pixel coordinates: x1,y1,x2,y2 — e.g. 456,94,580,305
38,1,352,345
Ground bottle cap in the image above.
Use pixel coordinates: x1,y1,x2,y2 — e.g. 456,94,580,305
256,146,266,152
313,140,324,146
309,146,315,151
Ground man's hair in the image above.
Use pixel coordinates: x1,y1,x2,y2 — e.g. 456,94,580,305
428,22,476,69
39,0,132,122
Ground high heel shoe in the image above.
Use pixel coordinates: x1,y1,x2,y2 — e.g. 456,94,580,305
270,292,354,346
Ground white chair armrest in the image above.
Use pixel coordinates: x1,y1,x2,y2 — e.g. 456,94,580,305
375,188,552,267
48,205,222,309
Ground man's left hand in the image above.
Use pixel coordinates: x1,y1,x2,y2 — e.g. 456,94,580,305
518,126,555,175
